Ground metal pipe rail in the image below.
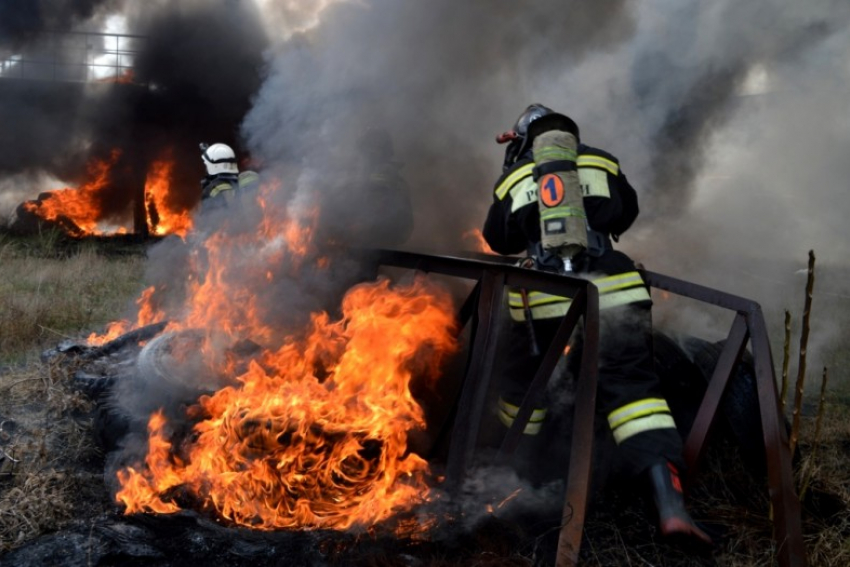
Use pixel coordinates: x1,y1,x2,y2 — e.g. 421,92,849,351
374,249,805,567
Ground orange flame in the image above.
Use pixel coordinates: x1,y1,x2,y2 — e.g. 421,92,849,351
86,320,131,346
462,228,494,254
135,286,167,327
87,286,167,345
24,148,191,238
96,69,136,85
145,153,193,238
116,277,459,531
24,150,123,236
107,172,461,533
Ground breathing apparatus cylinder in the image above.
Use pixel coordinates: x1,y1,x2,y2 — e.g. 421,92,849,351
532,129,587,261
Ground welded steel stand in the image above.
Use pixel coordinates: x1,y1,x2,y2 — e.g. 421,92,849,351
375,250,806,567
646,271,806,567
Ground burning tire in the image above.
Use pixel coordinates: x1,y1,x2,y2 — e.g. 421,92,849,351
136,329,235,395
95,329,243,453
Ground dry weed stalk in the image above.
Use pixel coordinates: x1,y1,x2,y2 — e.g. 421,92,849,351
780,309,791,413
789,250,816,455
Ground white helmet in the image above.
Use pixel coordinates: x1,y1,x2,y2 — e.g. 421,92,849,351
200,143,239,175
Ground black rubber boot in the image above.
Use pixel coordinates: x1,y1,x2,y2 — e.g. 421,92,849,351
647,462,712,545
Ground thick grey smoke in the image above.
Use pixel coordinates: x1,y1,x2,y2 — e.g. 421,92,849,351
616,0,850,381
242,0,634,253
4,0,850,514
240,0,850,389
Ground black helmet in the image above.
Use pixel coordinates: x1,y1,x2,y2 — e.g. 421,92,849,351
513,103,554,138
497,104,581,170
496,103,553,145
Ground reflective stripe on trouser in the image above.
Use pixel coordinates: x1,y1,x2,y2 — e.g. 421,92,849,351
497,250,684,476
497,301,684,475
607,397,677,444
507,270,650,321
497,397,547,435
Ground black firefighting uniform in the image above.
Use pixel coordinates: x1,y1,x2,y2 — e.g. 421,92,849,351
482,145,684,476
200,170,260,211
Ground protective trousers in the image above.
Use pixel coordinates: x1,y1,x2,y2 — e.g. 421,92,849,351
497,256,684,478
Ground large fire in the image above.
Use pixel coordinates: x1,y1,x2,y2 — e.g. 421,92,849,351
110,190,460,532
116,278,458,529
23,148,192,238
23,150,125,236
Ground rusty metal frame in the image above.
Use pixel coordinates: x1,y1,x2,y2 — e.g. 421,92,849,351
645,270,806,567
374,250,805,567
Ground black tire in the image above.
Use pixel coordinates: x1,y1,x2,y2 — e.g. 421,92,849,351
93,398,133,453
653,330,783,477
678,335,772,477
94,329,233,454
652,330,708,441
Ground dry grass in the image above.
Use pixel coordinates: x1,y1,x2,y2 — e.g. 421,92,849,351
0,231,847,565
0,358,105,552
795,403,850,566
0,230,146,362
0,230,145,552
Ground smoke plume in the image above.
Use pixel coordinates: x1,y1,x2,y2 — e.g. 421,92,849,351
238,0,850,381
2,0,850,481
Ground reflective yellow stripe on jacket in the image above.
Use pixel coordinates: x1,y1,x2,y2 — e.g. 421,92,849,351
496,155,619,202
495,163,535,200
507,271,650,322
607,398,677,444
577,154,619,176
209,182,236,199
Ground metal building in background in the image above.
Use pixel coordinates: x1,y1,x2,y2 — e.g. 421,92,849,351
0,30,145,84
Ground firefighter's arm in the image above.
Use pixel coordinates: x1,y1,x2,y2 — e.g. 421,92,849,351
483,198,526,255
617,171,639,225
606,170,639,239
582,168,639,239
200,177,214,200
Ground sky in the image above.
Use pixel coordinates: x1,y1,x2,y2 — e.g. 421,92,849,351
1,0,849,386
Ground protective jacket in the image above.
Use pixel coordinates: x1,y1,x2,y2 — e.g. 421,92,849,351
483,144,683,478
483,145,647,321
200,170,260,211
485,144,638,249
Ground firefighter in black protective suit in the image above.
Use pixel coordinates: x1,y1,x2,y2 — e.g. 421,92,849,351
482,104,711,544
199,142,260,212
